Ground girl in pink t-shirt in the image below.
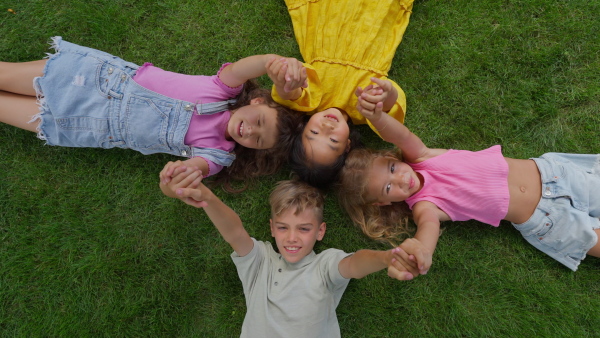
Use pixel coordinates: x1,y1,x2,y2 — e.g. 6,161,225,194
337,78,600,275
0,37,305,192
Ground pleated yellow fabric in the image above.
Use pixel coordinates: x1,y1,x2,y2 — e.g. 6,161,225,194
273,0,414,134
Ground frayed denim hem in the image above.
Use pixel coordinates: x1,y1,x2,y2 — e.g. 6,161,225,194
30,36,63,143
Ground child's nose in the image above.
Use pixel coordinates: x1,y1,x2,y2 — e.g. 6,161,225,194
287,230,298,242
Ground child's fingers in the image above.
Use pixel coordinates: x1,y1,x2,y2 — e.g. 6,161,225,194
358,95,378,112
178,168,203,188
400,239,432,274
354,86,363,98
392,247,419,272
370,77,392,91
170,166,199,186
387,262,415,281
161,161,185,184
188,174,203,189
176,187,208,208
390,256,419,276
360,90,384,104
356,97,376,118
284,60,305,92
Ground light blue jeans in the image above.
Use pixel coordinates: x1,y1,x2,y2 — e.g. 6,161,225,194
33,37,235,166
512,153,600,271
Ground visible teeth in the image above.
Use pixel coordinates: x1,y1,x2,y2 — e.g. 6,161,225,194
285,247,300,251
239,122,243,136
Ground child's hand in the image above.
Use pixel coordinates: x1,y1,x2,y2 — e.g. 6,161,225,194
387,247,418,281
399,238,433,275
267,57,308,93
159,160,185,185
355,78,395,121
356,88,384,122
159,164,203,199
175,184,212,208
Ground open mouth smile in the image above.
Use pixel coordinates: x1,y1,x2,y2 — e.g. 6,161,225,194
324,114,339,123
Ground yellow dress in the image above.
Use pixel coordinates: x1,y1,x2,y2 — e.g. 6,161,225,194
272,0,414,134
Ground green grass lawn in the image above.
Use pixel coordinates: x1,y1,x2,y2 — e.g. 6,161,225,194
1,0,599,336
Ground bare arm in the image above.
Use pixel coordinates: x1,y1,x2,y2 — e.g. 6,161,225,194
218,54,279,88
355,78,441,163
338,249,391,279
338,249,415,280
400,201,446,274
175,179,254,256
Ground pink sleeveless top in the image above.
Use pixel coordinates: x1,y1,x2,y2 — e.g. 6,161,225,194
133,63,241,176
405,145,509,226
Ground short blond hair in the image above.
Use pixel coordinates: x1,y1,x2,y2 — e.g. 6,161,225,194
269,180,324,223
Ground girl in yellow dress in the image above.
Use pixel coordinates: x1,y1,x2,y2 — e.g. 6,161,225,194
270,0,415,187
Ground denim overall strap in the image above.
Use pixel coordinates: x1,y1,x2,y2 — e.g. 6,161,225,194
186,99,238,167
193,99,237,116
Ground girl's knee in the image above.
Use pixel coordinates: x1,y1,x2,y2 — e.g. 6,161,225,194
586,229,600,258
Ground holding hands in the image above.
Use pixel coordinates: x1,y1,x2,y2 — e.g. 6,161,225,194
355,77,398,120
267,56,307,100
387,238,433,281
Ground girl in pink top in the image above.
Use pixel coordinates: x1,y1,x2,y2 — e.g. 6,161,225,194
0,37,305,193
338,78,600,275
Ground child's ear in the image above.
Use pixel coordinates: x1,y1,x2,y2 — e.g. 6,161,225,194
250,97,265,105
345,139,351,153
269,219,275,237
316,222,326,241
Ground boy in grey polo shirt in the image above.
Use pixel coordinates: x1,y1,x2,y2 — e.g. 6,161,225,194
175,179,414,337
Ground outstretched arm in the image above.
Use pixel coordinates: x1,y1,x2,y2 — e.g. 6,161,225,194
217,54,277,88
174,176,254,256
338,248,417,281
393,202,445,275
355,78,436,163
217,54,306,91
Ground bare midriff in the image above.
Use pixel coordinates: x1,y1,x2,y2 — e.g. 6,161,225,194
503,157,542,224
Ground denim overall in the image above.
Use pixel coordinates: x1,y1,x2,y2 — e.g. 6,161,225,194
34,37,235,167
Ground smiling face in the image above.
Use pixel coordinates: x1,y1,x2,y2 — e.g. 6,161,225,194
302,108,351,166
367,156,422,205
269,207,326,264
226,98,279,150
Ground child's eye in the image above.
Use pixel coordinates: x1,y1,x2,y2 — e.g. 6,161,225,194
258,116,261,127
330,138,339,143
310,130,318,135
386,183,391,194
300,228,310,232
390,163,395,173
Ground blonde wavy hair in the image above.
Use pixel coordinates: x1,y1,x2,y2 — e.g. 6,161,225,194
337,148,414,246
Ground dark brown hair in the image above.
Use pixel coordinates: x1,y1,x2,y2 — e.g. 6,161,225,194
212,80,303,192
288,115,362,190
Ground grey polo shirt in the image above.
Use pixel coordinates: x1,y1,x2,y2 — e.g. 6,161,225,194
232,238,352,338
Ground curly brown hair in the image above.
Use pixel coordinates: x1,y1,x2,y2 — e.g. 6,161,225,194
212,80,303,192
337,147,414,246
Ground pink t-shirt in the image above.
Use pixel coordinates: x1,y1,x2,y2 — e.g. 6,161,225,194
133,63,242,176
405,145,510,226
